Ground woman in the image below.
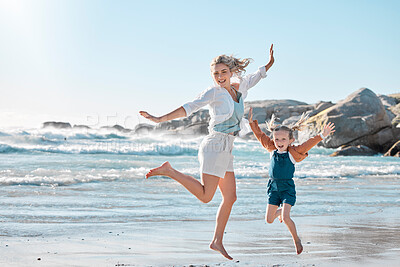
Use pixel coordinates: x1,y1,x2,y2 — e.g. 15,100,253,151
139,44,274,260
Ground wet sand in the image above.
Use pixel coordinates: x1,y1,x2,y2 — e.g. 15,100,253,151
1,205,400,267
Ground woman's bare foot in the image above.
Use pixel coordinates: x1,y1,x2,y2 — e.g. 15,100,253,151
294,239,303,255
210,241,233,260
145,162,173,179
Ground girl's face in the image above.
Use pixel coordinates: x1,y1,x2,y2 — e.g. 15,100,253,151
273,130,295,152
211,63,232,89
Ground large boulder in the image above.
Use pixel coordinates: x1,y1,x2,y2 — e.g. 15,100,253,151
306,101,335,117
42,121,72,129
245,99,310,123
384,140,400,157
298,88,391,148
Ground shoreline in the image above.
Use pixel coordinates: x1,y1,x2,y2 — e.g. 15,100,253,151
2,207,400,267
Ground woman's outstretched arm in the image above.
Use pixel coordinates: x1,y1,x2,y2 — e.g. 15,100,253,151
140,87,215,124
139,106,186,123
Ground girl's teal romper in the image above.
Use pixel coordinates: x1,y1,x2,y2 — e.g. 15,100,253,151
267,150,296,206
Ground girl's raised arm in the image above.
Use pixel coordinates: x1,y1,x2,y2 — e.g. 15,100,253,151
248,108,276,152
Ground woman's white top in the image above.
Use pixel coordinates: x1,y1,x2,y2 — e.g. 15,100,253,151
182,66,267,136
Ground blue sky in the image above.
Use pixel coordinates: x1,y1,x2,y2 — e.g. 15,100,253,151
0,0,399,128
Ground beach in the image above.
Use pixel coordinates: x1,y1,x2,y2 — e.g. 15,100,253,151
1,128,400,266
2,192,400,267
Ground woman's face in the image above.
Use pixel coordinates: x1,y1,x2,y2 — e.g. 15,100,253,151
211,63,232,89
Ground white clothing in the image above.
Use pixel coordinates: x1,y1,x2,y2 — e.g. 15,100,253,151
272,150,297,165
182,66,267,137
198,132,235,178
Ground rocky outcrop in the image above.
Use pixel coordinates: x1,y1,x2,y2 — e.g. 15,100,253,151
73,125,91,130
101,125,132,133
43,122,72,129
136,109,210,135
347,127,400,153
298,88,392,149
41,88,400,156
245,99,310,123
134,123,155,135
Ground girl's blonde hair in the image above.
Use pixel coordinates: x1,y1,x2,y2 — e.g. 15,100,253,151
210,55,252,77
266,113,309,139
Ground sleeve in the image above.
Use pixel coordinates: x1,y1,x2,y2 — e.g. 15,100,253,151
182,88,215,117
239,66,267,98
292,135,323,154
249,120,276,152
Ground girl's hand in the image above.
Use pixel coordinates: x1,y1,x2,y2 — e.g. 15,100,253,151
139,111,161,123
248,107,254,123
322,122,335,137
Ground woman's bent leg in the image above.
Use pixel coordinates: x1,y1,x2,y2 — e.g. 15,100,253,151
146,162,220,203
210,171,237,260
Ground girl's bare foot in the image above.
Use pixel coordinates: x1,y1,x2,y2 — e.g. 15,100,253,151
294,239,303,255
276,209,282,223
145,162,173,178
210,241,233,260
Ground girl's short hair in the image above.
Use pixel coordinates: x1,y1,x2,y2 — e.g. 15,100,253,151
266,113,309,139
210,55,252,77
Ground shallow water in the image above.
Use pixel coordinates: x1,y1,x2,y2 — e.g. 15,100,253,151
0,127,399,245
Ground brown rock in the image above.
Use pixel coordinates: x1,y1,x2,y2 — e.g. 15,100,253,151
299,88,391,148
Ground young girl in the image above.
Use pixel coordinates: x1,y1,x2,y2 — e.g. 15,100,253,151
248,107,335,254
139,45,274,260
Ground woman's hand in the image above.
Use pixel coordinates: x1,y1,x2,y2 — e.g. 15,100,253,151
248,107,254,123
265,44,274,72
322,122,336,137
139,111,161,123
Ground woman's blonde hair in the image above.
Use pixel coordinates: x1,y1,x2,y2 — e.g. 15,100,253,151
266,113,309,139
210,55,252,77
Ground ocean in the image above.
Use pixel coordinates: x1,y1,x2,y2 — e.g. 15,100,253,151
1,127,400,266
